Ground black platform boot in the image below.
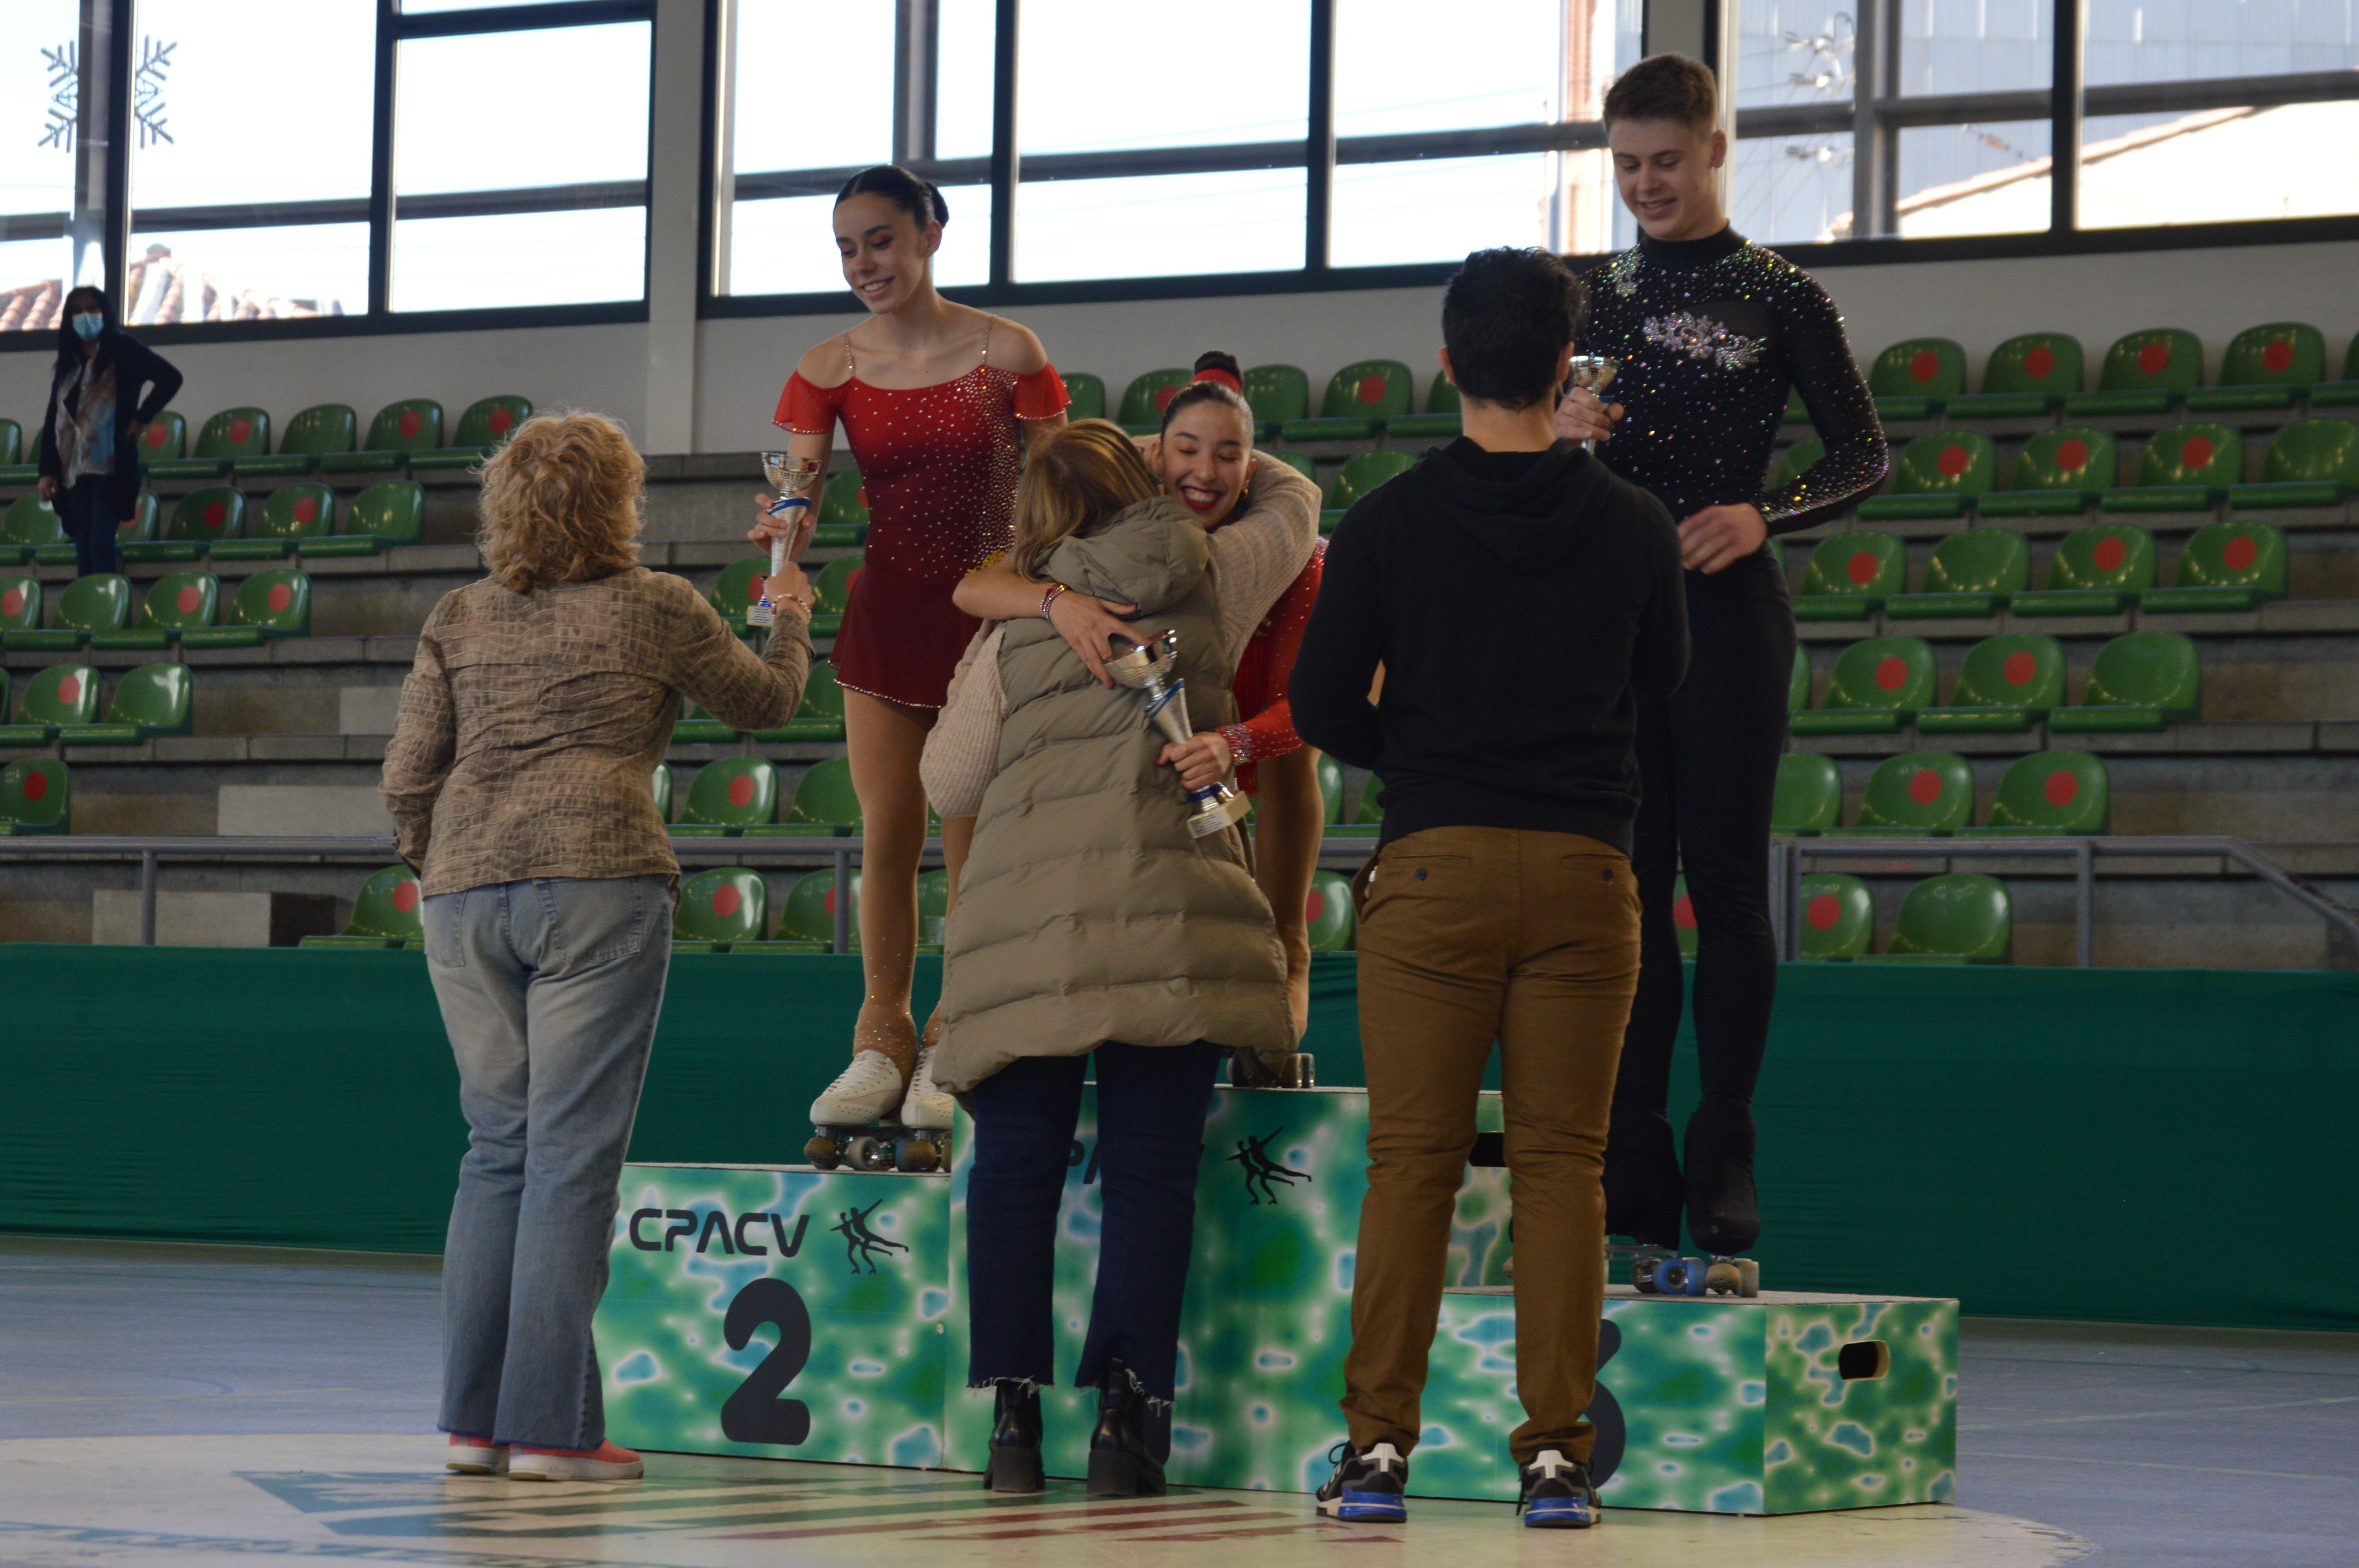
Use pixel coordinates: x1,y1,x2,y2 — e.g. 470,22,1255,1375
1603,1104,1684,1249
1683,1097,1759,1256
1085,1361,1165,1498
982,1382,1044,1494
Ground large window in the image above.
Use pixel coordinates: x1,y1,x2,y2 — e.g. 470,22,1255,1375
0,0,93,332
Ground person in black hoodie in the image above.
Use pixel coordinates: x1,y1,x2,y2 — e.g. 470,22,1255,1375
1294,247,1687,1531
37,284,183,579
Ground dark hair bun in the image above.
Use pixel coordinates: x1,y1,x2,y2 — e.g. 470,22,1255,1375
1192,350,1242,379
835,165,949,227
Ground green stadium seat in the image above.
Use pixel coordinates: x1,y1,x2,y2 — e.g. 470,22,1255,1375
2049,631,2201,732
1858,873,2010,963
710,556,768,631
5,573,130,651
214,481,336,562
318,399,438,475
1770,752,1841,836
154,408,271,483
2102,423,2241,513
674,757,778,836
1916,634,2066,733
2309,333,2359,406
1979,427,2116,518
1117,368,1192,433
776,865,859,947
1305,869,1355,952
299,865,425,948
1242,364,1310,439
2185,322,2326,414
670,699,736,746
0,756,69,836
1795,872,1873,961
809,554,859,638
151,486,247,563
2140,520,2288,614
1957,751,2109,837
2228,419,2359,511
674,866,767,951
93,568,217,650
1788,644,1811,714
57,662,192,744
1788,637,1936,735
303,479,420,557
1822,751,1974,836
908,867,952,952
814,470,868,548
1865,338,1966,422
0,574,39,630
2,493,65,564
1386,372,1463,441
0,417,19,466
754,659,847,742
411,395,533,470
1265,450,1317,484
1060,373,1106,424
2010,523,2157,615
1767,436,1824,491
2066,329,2201,419
1328,449,1417,511
1671,873,1697,959
182,569,311,646
1792,530,1906,619
1885,528,2029,618
233,403,356,478
1350,771,1386,826
135,410,187,466
748,755,860,836
1858,432,1997,521
0,664,99,743
1316,753,1345,823
107,490,161,561
652,762,674,821
1782,387,1812,429
1948,332,2083,421
1281,359,1415,442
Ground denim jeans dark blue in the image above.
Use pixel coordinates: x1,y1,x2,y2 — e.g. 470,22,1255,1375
61,477,118,578
965,1042,1222,1404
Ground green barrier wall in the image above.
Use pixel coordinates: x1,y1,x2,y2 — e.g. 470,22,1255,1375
0,942,2352,1330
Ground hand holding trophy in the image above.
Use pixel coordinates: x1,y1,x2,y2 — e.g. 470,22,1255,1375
1565,356,1620,453
1105,628,1250,839
751,451,822,627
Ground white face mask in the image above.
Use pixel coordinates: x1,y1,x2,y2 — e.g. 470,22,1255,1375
71,313,104,342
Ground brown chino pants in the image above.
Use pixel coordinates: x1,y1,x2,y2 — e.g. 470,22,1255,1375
1341,825,1640,1466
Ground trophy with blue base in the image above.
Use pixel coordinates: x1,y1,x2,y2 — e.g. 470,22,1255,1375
1106,627,1250,840
750,451,822,627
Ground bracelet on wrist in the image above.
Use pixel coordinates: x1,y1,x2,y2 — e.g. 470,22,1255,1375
1039,582,1067,619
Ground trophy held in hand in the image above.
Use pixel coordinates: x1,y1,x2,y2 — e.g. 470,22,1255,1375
1105,628,1250,840
752,451,822,627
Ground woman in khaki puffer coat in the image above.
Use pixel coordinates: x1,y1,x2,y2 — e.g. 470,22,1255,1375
918,420,1290,1500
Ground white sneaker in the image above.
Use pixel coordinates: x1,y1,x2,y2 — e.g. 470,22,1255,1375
810,1050,907,1127
509,1439,643,1483
899,1045,953,1130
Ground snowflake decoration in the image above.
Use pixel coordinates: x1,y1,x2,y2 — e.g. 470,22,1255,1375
40,42,76,151
1643,311,1766,371
134,37,174,148
34,37,174,151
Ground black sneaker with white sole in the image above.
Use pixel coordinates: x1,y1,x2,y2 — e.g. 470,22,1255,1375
1517,1448,1597,1528
1315,1440,1408,1523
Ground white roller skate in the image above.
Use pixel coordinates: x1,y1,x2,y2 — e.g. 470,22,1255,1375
804,1050,947,1174
899,1045,954,1132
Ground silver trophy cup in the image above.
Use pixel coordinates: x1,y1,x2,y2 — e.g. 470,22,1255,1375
752,451,822,627
1567,355,1620,452
1104,628,1251,840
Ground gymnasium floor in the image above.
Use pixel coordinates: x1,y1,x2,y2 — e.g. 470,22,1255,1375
2,1238,2352,1567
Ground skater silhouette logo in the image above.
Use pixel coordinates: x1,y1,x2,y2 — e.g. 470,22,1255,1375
830,1200,909,1274
1229,1127,1312,1205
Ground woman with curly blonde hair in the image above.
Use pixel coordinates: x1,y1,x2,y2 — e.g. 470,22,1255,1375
383,410,813,1485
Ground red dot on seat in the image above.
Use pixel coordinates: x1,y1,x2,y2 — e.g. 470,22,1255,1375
21,772,48,802
293,497,317,525
488,408,513,435
727,776,756,808
2223,534,2257,571
392,881,420,913
176,585,201,613
1874,656,1908,692
2056,438,2090,471
2180,436,2214,470
0,589,19,617
2002,650,2038,686
1846,550,1881,585
713,885,742,917
2024,346,2056,379
855,486,869,509
822,888,837,916
1673,894,1697,930
2138,342,2171,375
1909,350,1941,383
203,502,226,530
1806,893,1839,931
2045,770,2080,807
398,411,423,438
1155,385,1177,411
2262,338,2294,373
118,515,140,533
2093,536,2127,572
229,417,252,444
1936,444,1971,478
1907,768,1943,805
268,583,292,613
1305,888,1326,922
1357,373,1389,405
146,425,167,448
57,676,81,703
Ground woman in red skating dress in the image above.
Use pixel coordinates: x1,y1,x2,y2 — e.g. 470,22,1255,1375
752,166,1068,1137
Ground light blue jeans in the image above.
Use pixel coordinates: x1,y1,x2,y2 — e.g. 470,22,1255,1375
424,874,672,1449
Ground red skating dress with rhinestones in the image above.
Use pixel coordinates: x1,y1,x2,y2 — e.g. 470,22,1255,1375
774,352,1068,708
1219,541,1323,796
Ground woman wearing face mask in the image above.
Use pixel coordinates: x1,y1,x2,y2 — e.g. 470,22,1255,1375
754,166,1070,1141
951,353,1323,1031
37,286,183,579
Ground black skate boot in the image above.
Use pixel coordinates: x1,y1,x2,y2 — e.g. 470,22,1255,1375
1683,1097,1759,1256
1085,1361,1165,1498
982,1381,1044,1493
1603,1104,1684,1249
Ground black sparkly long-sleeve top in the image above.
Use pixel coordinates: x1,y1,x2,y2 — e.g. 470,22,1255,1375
1579,226,1886,535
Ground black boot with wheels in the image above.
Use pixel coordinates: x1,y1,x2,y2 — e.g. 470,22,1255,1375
1683,1096,1759,1256
1603,1104,1685,1250
1084,1361,1165,1498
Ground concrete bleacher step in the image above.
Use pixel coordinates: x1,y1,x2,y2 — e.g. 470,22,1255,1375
89,889,339,947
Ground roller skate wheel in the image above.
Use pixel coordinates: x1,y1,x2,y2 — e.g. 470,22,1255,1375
895,1137,941,1174
845,1134,890,1171
1632,1261,1659,1294
1705,1260,1742,1296
1657,1258,1709,1296
804,1134,841,1170
1736,1259,1761,1297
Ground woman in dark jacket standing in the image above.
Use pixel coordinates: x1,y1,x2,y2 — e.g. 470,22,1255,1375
36,285,182,578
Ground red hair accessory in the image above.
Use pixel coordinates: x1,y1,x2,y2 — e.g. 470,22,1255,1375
1192,366,1243,392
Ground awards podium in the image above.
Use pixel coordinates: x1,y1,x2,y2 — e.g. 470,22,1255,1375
594,1087,1956,1514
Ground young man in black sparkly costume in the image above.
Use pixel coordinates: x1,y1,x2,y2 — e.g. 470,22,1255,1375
1555,55,1886,1258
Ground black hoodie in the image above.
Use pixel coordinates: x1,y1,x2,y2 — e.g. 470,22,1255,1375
1289,438,1688,853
